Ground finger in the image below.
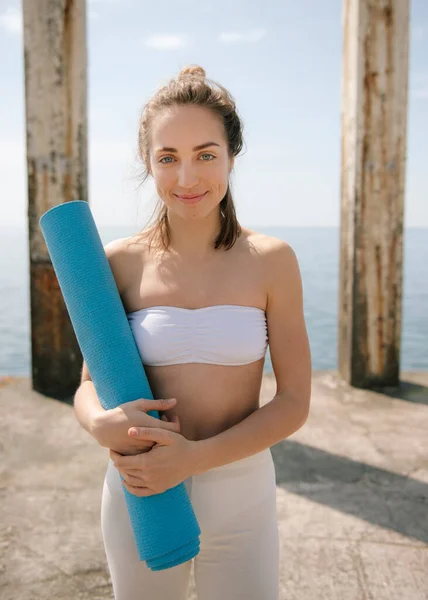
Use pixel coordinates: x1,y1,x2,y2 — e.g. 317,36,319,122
122,481,154,497
119,469,145,478
122,472,147,487
139,398,176,412
160,414,180,427
158,419,181,433
143,413,172,428
128,427,173,445
136,442,156,453
110,448,148,470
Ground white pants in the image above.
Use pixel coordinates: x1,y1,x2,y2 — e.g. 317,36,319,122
100,447,279,600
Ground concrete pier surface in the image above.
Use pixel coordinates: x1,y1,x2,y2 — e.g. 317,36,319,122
1,371,427,599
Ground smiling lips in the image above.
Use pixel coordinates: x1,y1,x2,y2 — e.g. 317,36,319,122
175,192,207,204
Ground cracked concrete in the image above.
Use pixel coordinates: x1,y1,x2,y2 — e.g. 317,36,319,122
1,371,427,599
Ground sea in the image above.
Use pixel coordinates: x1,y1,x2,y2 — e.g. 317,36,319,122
0,225,427,377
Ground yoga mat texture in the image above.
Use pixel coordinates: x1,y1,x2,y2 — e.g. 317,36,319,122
39,200,201,571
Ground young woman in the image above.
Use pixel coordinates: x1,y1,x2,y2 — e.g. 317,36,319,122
74,64,312,600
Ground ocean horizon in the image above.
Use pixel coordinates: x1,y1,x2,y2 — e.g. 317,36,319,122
1,224,427,378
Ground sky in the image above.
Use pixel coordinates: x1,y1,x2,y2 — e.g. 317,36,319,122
0,0,427,229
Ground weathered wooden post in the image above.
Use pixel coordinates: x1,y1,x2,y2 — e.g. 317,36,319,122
339,0,410,388
23,0,87,398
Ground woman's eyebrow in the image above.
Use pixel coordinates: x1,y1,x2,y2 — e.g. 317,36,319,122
156,141,221,153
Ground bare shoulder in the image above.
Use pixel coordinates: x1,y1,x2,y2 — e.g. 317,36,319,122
241,226,298,267
104,235,139,257
103,234,147,295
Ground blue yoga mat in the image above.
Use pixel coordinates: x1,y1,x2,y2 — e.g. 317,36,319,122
39,200,201,571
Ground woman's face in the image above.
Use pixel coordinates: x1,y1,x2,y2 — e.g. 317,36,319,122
148,104,234,220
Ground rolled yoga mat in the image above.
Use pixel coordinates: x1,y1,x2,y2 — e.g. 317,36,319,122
39,200,201,571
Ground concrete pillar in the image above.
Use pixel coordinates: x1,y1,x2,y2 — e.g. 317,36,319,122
23,0,88,398
339,0,410,388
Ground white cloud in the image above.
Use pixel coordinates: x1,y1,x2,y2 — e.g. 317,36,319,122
218,28,267,44
0,7,23,36
145,34,188,51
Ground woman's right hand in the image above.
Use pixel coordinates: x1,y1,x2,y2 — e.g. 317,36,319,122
92,397,180,456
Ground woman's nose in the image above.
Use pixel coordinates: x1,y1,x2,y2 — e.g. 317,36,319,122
177,162,199,187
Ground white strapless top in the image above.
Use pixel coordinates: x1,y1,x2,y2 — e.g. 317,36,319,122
127,304,268,366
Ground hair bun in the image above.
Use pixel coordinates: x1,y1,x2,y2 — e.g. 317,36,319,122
177,65,206,80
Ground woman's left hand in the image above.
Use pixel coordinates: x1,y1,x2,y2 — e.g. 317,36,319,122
109,427,198,496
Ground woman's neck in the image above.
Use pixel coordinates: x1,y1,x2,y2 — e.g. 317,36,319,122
166,210,222,259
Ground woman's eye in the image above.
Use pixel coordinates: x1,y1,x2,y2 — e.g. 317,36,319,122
159,153,215,164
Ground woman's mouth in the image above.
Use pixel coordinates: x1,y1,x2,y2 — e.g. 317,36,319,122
175,192,207,204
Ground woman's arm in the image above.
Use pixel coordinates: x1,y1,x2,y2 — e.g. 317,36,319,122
73,368,105,436
192,240,312,473
74,359,181,456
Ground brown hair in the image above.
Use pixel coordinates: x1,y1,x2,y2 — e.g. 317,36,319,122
135,64,245,253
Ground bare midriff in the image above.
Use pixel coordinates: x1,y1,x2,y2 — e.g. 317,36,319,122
120,227,269,442
143,359,265,441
